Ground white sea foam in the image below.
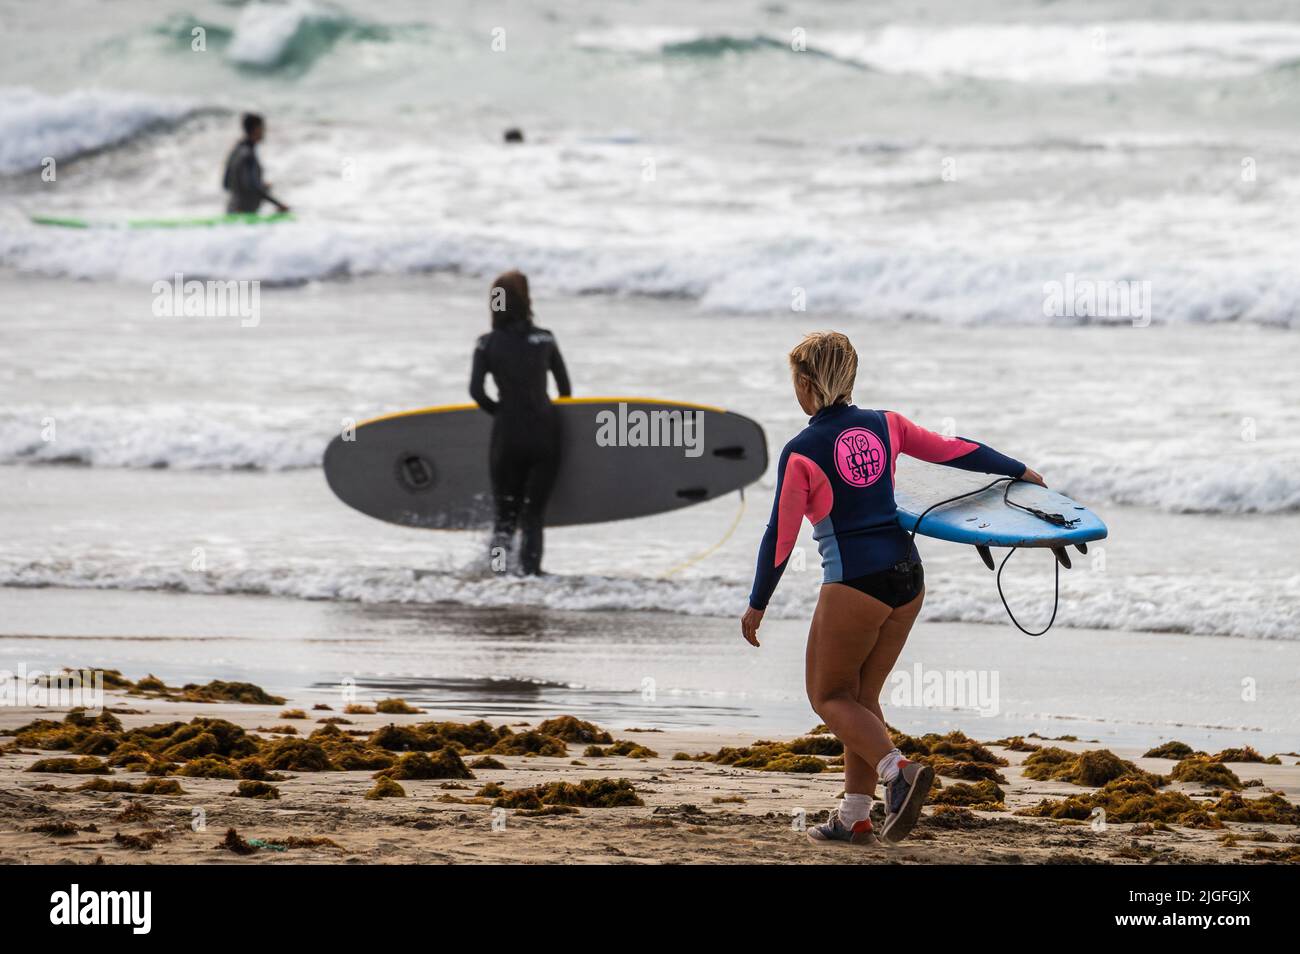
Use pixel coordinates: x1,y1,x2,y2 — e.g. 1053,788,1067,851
0,87,201,175
4,223,1298,329
0,553,1294,641
576,22,1300,84
0,408,324,471
226,1,339,68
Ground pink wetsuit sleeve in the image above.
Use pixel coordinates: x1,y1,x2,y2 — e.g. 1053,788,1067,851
748,451,834,610
885,411,1025,480
772,454,809,567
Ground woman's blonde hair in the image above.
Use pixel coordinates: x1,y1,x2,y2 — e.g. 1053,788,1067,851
788,332,857,410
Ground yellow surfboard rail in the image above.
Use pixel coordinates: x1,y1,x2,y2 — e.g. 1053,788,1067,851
357,395,729,428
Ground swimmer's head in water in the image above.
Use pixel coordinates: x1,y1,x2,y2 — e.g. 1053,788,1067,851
788,331,857,414
242,112,265,142
489,270,533,329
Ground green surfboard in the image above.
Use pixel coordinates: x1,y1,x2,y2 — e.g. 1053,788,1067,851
29,212,294,229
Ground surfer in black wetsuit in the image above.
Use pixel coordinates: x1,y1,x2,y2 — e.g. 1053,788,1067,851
222,113,290,215
469,270,571,575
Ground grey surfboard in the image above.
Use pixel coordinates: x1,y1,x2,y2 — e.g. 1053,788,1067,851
323,397,768,529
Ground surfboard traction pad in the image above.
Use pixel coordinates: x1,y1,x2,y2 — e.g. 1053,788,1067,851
323,399,769,529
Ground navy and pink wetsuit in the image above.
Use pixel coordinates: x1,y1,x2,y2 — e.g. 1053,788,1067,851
747,403,1026,611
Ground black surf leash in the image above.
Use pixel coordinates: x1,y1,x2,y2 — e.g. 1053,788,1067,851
907,477,1082,637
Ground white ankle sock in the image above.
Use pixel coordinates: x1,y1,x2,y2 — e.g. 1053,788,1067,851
838,793,873,825
877,748,906,782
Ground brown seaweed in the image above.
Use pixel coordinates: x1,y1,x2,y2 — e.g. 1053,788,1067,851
374,748,473,781
491,777,642,810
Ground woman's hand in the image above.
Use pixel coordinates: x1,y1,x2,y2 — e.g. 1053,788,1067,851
1019,467,1046,487
741,606,764,647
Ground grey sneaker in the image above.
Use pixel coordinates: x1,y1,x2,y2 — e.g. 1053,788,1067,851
880,760,934,843
807,813,878,845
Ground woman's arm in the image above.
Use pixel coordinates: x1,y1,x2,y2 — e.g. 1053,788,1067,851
747,448,822,611
885,411,1026,479
550,339,572,397
744,447,824,646
469,335,497,414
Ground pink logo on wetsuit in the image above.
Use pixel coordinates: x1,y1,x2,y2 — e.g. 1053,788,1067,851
834,427,886,487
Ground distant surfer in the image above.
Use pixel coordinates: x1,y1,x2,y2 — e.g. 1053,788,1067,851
740,332,1043,846
222,113,290,215
469,271,572,575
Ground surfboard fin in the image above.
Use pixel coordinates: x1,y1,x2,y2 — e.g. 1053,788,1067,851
1075,542,1088,555
1052,546,1072,569
975,545,995,571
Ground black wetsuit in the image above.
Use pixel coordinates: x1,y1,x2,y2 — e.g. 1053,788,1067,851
469,322,571,574
222,139,276,214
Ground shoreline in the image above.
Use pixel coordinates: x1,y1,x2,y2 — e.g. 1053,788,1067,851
3,585,1298,752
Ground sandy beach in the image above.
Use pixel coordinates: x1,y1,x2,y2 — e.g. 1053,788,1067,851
4,0,1300,906
3,680,1297,866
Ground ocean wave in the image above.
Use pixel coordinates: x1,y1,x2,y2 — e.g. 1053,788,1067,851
224,1,392,72
0,408,325,471
0,87,202,175
575,21,1300,85
2,409,1295,516
4,222,1299,329
1,554,1294,642
1051,456,1300,516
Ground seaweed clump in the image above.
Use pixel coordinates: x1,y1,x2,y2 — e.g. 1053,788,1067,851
258,738,335,772
891,731,1009,783
218,828,258,855
928,780,1006,811
491,777,642,811
989,736,1041,752
309,725,394,770
114,831,168,851
11,710,123,751
1206,792,1300,825
680,739,832,774
27,756,111,775
175,680,285,705
375,698,424,714
173,757,240,779
1022,747,1165,787
1170,757,1243,790
1143,741,1197,759
78,778,186,795
488,730,569,757
535,716,613,745
30,821,81,837
469,756,506,770
233,780,280,799
1017,778,1211,826
584,740,659,759
1208,747,1280,765
365,777,406,799
374,748,473,781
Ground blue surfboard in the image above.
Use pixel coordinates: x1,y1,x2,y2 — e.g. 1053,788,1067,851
893,459,1107,563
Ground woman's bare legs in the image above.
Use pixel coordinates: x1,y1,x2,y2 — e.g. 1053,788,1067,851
842,588,924,796
806,583,902,784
